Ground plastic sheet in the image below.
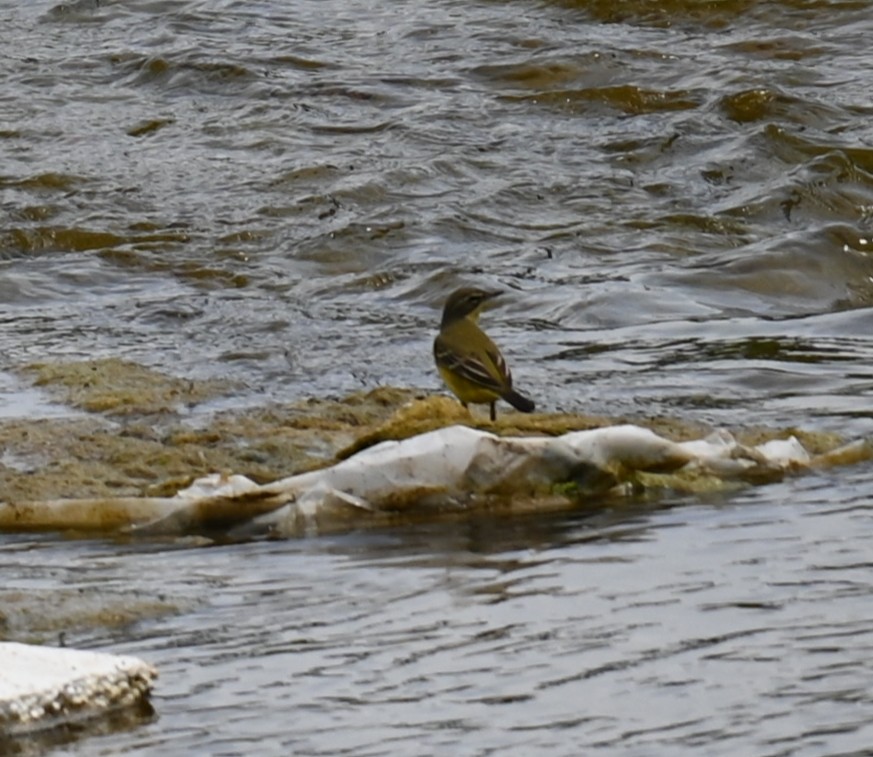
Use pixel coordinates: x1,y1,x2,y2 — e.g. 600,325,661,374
2,424,868,538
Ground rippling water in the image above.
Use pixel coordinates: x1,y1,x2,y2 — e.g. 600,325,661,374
3,0,873,753
9,476,873,755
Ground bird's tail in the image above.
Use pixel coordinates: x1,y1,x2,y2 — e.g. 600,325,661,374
502,389,535,413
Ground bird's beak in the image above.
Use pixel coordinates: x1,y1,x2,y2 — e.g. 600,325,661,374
476,290,502,313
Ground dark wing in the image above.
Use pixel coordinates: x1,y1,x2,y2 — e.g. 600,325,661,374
434,336,508,393
486,347,513,389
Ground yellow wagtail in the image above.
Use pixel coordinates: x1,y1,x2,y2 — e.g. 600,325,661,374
433,286,535,421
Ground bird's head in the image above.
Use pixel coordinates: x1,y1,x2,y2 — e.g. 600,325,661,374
440,287,502,326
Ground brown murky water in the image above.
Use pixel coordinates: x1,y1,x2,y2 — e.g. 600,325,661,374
2,0,873,753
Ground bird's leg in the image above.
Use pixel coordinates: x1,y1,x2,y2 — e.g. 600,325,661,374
489,401,496,422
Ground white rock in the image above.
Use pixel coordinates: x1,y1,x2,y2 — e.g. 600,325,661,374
0,642,156,736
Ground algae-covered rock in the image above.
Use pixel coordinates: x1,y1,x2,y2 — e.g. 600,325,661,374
0,362,430,503
24,358,233,416
0,357,858,512
0,588,188,644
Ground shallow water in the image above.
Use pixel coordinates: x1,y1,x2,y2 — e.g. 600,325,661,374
8,477,873,756
2,0,873,753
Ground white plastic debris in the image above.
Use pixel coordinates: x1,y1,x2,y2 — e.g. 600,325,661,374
677,429,811,477
0,642,156,736
0,424,868,537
